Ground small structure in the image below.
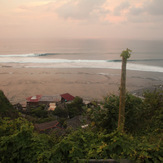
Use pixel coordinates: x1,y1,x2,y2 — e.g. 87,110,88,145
39,95,61,105
48,103,56,111
34,120,62,132
61,93,75,102
26,95,42,107
26,94,61,107
66,115,90,130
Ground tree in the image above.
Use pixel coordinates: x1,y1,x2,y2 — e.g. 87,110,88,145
67,96,84,118
0,118,53,163
0,90,18,119
118,48,132,132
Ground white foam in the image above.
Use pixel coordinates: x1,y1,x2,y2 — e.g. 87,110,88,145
0,57,163,73
0,57,106,64
127,63,163,72
0,53,43,57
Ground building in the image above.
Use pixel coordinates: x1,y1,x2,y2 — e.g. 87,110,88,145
26,95,61,107
39,95,61,105
61,93,75,102
26,95,42,107
48,103,57,111
34,120,62,132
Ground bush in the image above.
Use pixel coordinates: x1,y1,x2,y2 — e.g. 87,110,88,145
51,129,97,162
89,93,145,134
67,96,85,118
0,118,54,163
53,106,68,118
88,130,163,162
49,129,163,162
53,96,85,119
29,105,48,118
0,90,18,119
142,90,163,133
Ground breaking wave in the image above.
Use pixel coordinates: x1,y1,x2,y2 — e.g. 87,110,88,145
24,63,163,73
0,53,47,57
107,59,163,62
0,53,163,62
0,53,163,72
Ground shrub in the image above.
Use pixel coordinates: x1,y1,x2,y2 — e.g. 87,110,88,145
89,93,145,134
88,130,163,162
142,90,163,133
29,105,48,118
0,90,18,119
0,118,54,163
67,96,84,118
53,106,68,118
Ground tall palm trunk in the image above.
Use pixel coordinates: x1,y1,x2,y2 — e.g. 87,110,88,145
118,48,131,132
118,57,127,132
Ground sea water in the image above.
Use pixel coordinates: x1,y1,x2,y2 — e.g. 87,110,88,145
0,39,163,72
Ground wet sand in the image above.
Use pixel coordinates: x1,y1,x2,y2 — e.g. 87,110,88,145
0,66,163,105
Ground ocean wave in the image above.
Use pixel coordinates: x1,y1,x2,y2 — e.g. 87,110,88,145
107,59,163,62
0,59,163,73
23,63,163,73
0,53,47,57
0,55,163,72
0,53,94,57
0,53,163,63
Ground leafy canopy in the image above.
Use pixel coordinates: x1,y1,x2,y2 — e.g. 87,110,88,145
120,48,132,59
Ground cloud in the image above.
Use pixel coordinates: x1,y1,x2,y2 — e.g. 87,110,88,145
145,0,163,15
55,0,108,20
129,6,143,16
127,0,163,24
113,1,130,16
129,0,163,16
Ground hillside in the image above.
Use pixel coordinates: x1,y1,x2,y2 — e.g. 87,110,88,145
0,90,18,119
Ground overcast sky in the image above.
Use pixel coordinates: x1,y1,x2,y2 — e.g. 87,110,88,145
0,0,163,40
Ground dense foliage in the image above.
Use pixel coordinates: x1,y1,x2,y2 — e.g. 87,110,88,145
53,96,84,119
142,90,163,133
67,96,84,118
0,118,53,163
0,90,18,118
0,90,162,162
27,105,48,118
0,118,162,162
88,92,162,135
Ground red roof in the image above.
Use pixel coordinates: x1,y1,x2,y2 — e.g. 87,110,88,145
26,95,42,102
61,93,75,102
34,120,60,131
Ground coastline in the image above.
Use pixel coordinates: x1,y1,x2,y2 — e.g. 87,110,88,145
0,66,162,105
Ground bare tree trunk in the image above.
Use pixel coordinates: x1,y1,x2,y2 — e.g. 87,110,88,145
118,57,127,132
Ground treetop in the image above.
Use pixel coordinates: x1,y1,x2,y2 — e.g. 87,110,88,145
120,48,132,59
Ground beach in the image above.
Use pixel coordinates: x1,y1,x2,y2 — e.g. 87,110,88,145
0,39,163,105
0,66,162,105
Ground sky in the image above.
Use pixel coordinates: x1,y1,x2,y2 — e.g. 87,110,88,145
0,0,163,40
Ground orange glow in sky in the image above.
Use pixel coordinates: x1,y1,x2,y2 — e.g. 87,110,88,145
0,0,163,40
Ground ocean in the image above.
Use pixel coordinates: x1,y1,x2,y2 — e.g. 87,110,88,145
0,38,163,103
0,38,163,72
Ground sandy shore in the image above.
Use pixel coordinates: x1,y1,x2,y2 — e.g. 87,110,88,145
0,66,163,105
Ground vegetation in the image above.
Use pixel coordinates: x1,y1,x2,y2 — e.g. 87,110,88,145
53,104,68,118
88,94,143,134
0,89,162,162
0,118,53,163
53,96,85,119
67,96,84,118
0,90,18,119
27,105,48,118
141,90,163,134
